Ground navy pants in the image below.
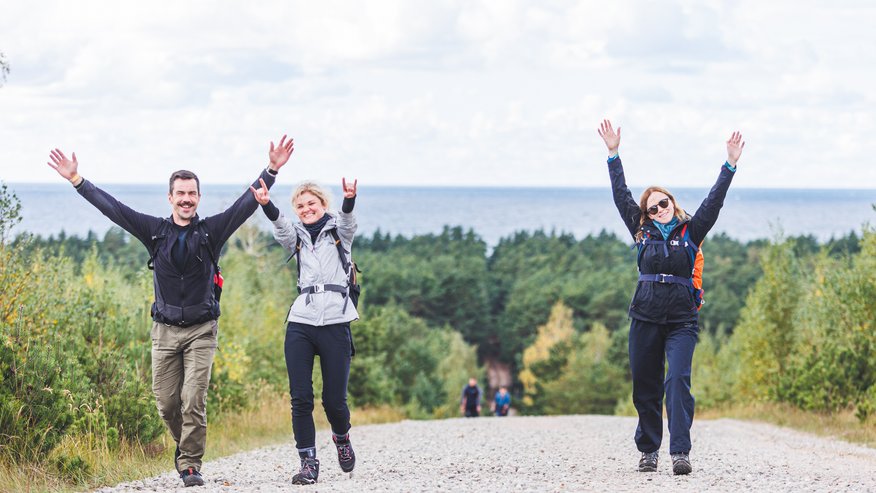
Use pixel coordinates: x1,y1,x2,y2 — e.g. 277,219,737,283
628,319,698,454
285,321,353,450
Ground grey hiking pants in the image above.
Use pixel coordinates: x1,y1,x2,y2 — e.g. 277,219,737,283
151,320,218,472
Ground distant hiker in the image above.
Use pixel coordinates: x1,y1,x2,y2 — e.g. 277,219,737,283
47,136,293,487
460,377,483,417
250,177,359,485
492,386,511,417
598,119,744,476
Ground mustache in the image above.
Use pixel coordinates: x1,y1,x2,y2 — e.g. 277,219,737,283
177,202,196,207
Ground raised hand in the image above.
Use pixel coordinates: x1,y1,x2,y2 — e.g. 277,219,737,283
249,178,270,205
597,119,621,155
342,177,357,198
726,131,744,166
47,149,80,182
268,135,294,171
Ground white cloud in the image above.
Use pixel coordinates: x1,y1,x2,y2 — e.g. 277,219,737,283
1,0,875,189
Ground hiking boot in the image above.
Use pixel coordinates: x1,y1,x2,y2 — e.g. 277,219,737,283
671,452,692,475
291,457,320,485
333,434,356,473
638,451,658,472
180,467,204,487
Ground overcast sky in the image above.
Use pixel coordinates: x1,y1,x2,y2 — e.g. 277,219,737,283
1,0,875,189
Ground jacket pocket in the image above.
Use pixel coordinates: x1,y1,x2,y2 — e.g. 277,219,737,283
289,294,316,318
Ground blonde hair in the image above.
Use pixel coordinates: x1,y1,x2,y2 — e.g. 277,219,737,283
291,181,332,210
636,186,688,242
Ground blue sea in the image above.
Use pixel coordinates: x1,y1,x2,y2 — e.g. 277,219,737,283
6,183,875,246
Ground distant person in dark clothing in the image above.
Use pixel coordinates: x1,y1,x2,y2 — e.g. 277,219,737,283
460,378,482,417
598,119,744,476
492,387,511,417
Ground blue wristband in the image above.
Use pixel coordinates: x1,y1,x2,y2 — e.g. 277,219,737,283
608,154,620,163
724,161,737,172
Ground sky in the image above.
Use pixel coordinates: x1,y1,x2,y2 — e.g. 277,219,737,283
1,0,875,189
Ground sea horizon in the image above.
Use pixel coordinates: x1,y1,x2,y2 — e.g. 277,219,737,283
5,182,874,246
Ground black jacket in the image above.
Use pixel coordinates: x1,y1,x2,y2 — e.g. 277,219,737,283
76,169,275,327
609,157,735,324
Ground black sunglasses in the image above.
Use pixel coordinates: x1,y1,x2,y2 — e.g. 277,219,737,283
646,198,670,216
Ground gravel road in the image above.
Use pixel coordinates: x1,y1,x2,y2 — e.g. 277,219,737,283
95,415,876,492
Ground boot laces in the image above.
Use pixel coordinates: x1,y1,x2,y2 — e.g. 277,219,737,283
337,443,353,462
300,459,316,475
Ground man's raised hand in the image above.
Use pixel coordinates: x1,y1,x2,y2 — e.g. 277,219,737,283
269,135,294,172
47,149,81,184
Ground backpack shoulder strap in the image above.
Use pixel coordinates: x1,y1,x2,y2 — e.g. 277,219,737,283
680,223,700,252
196,220,220,272
284,235,303,291
147,219,173,270
329,228,351,273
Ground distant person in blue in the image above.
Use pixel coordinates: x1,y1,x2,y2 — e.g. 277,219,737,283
460,377,482,417
46,136,293,487
598,119,744,476
492,386,511,417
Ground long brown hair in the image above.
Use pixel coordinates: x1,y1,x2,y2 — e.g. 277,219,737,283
635,186,688,242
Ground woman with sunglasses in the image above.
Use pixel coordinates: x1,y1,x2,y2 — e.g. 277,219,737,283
598,119,744,476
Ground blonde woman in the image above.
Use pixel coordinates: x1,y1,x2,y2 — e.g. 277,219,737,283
251,178,358,485
598,120,744,475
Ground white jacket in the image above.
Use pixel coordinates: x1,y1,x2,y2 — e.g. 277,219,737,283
271,211,359,326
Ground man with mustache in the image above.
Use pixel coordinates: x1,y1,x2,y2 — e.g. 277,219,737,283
47,136,294,487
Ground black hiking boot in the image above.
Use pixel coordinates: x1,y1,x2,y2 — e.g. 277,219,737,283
291,457,320,485
671,452,692,475
638,451,658,472
333,434,356,473
180,467,204,487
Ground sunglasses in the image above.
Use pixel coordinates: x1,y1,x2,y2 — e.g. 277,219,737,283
646,198,671,216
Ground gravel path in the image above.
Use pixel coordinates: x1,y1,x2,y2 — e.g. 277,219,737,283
96,415,876,492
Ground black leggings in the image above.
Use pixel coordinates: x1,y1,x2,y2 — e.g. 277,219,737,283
285,321,353,450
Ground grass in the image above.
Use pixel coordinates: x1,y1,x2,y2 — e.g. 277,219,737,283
0,393,405,493
699,401,876,448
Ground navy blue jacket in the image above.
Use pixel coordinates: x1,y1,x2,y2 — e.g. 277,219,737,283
609,157,735,324
76,169,275,327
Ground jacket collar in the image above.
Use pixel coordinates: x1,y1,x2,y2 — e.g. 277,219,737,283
294,212,337,240
168,214,200,229
641,214,690,237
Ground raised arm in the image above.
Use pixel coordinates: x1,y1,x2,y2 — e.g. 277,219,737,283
687,131,744,245
249,178,299,251
598,120,640,238
47,149,159,245
204,135,294,246
335,177,358,248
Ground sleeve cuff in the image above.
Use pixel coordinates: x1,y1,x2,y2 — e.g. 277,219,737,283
261,201,280,221
608,154,620,163
342,196,356,213
724,161,737,172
